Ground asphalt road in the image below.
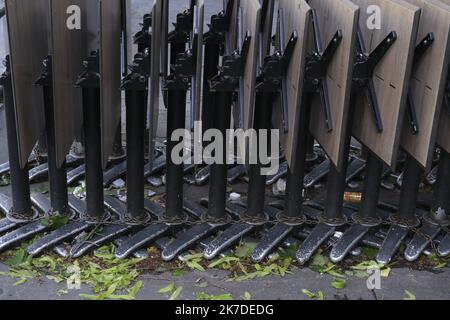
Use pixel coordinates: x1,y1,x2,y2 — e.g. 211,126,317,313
0,262,449,300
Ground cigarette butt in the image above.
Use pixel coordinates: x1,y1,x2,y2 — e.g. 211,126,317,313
344,192,362,204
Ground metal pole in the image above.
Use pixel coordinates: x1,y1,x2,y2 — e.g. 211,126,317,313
76,52,106,221
111,123,125,159
171,42,186,66
82,86,104,220
357,152,383,220
431,150,450,217
40,57,69,215
125,89,146,221
322,94,356,223
1,57,33,220
164,89,187,221
396,155,421,225
201,41,220,133
206,91,232,221
246,91,274,219
282,93,311,220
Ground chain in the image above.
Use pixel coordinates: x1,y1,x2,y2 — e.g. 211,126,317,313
13,201,449,257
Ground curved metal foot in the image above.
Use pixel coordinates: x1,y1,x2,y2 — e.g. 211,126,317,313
437,233,450,257
144,199,165,218
69,195,136,258
296,224,336,264
183,200,207,219
404,222,440,262
162,224,220,261
29,152,82,182
330,224,370,263
376,225,409,265
102,157,167,187
103,161,127,187
0,193,14,215
145,153,167,176
2,155,40,176
0,221,48,253
161,201,217,261
29,163,49,182
68,194,87,216
0,162,10,176
114,236,149,259
304,158,330,188
345,157,366,183
204,223,255,260
225,201,248,217
266,161,288,185
227,165,246,183
67,164,86,185
102,155,166,187
115,224,171,259
0,218,19,235
70,224,134,258
251,223,295,262
31,193,52,214
27,221,91,256
426,165,438,186
104,196,127,218
195,165,211,185
53,244,69,257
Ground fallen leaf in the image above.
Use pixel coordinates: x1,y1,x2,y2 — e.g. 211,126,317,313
158,283,175,294
197,292,233,300
331,278,346,290
169,286,183,300
404,290,416,300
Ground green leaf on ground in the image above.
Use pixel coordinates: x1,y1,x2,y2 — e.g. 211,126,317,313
169,286,183,300
302,289,325,300
361,247,378,259
4,248,27,266
195,279,209,288
184,253,205,272
196,292,234,300
172,269,187,277
243,292,252,300
0,175,10,186
403,290,416,300
331,278,346,290
13,278,28,286
235,242,257,258
208,256,240,269
158,282,175,294
40,214,70,230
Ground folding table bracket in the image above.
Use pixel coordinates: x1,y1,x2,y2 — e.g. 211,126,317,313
304,10,343,132
206,32,297,261
306,30,397,264
161,10,252,261
406,33,434,134
0,56,36,223
378,34,437,264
